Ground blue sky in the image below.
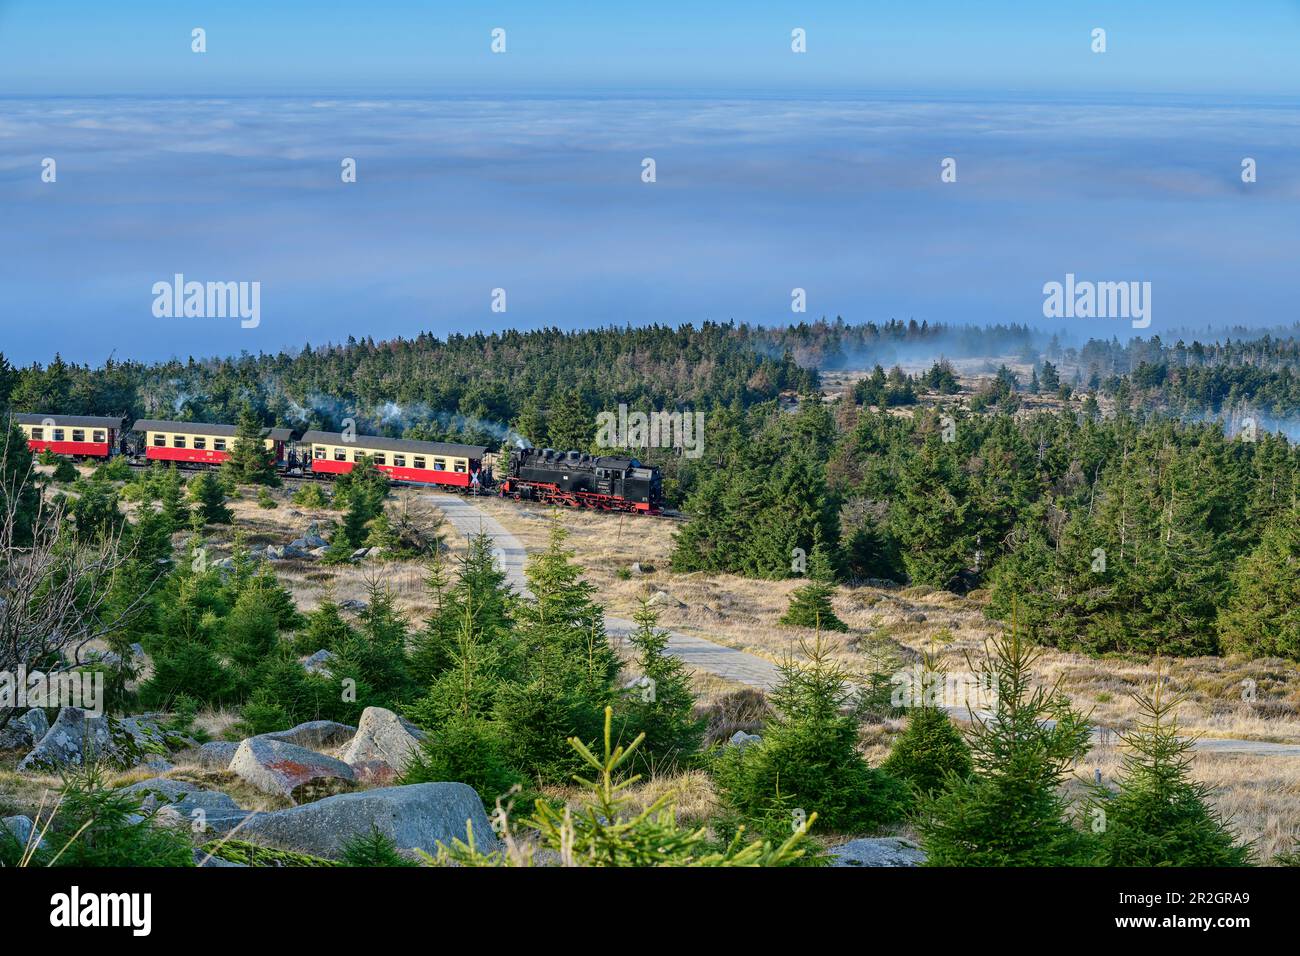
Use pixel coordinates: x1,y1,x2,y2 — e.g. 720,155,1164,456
3,1,1300,96
1,3,1298,363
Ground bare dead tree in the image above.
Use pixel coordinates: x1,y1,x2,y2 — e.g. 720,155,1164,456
0,441,152,730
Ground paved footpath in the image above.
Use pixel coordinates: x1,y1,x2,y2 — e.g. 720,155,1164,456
427,493,1299,758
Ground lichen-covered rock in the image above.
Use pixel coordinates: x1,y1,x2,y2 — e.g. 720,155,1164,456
175,740,240,770
118,714,198,753
300,649,335,676
728,730,762,748
262,720,356,752
2,815,39,850
236,782,494,860
0,709,50,751
17,707,149,772
121,777,251,836
339,707,424,784
229,736,355,803
828,837,926,867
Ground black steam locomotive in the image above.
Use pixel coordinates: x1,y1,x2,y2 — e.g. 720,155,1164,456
499,447,664,513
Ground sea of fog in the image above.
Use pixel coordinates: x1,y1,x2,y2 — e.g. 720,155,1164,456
1,91,1297,364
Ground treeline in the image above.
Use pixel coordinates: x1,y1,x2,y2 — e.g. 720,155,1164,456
672,397,1300,659
1051,333,1300,418
0,322,815,448
751,317,1039,370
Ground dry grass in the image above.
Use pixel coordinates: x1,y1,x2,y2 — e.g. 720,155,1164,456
192,706,243,742
197,483,446,619
1063,746,1300,863
0,759,297,823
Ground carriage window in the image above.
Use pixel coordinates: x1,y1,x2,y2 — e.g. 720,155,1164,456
433,459,446,471
373,454,386,466
313,447,325,459
454,462,466,473
413,457,425,469
353,451,363,462
173,436,186,448
153,434,165,447
213,439,226,452
31,427,43,440
53,428,65,441
334,448,346,461
72,429,85,442
392,455,406,468
193,437,206,450
93,430,105,442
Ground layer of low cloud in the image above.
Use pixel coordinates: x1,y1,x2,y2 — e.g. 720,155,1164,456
1,93,1296,363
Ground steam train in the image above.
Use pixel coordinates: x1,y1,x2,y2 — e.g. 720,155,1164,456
11,412,665,514
500,446,663,513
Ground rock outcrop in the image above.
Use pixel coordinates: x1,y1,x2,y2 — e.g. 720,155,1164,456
121,777,251,836
828,837,927,867
0,709,50,751
17,708,148,772
229,736,356,803
236,782,493,860
339,707,424,784
262,720,356,752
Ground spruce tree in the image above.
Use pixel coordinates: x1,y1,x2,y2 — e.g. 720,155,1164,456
224,405,279,486
1218,508,1300,660
293,593,355,655
189,471,232,525
51,456,79,483
915,623,1095,866
409,533,516,685
880,652,972,796
332,454,389,515
156,464,190,532
364,510,397,552
779,534,847,631
514,396,548,448
330,580,413,709
889,436,977,587
69,480,123,542
222,583,283,693
494,520,618,782
712,633,907,840
0,424,39,546
1089,681,1251,866
616,599,706,773
545,389,593,451
403,598,527,805
430,708,814,868
324,492,371,560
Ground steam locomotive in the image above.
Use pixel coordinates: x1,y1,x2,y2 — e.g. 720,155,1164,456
500,447,664,514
